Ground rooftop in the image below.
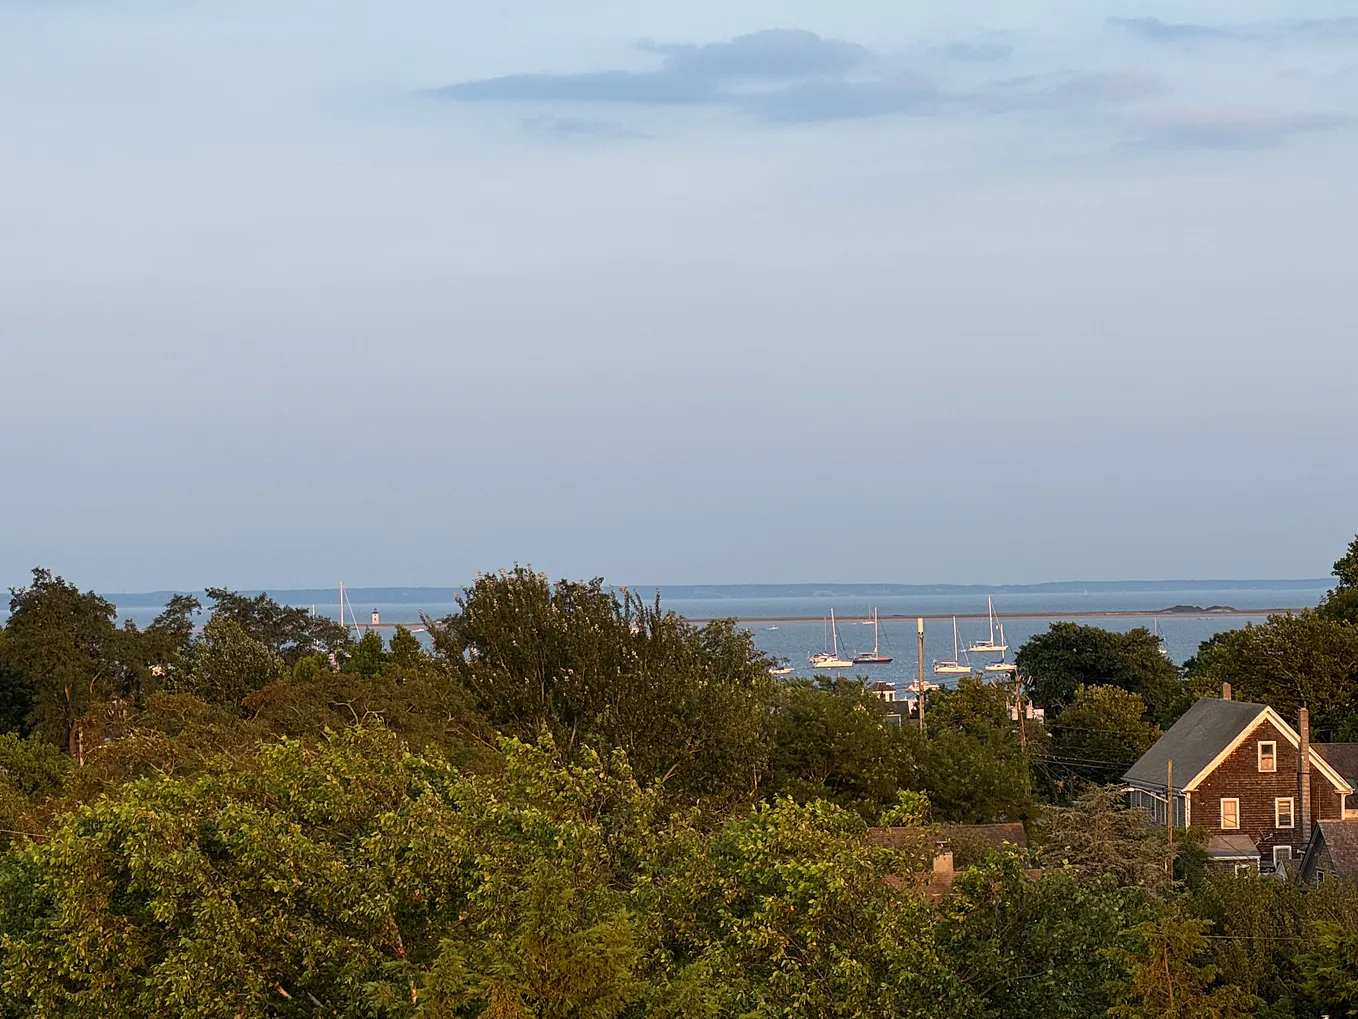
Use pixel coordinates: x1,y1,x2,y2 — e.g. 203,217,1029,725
1124,697,1268,789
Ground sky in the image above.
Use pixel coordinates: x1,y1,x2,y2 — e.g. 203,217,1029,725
2,0,1356,592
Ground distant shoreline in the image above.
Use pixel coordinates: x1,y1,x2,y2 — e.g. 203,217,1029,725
686,608,1294,625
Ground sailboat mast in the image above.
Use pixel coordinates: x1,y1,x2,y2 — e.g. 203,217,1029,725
873,609,880,656
831,609,839,656
952,616,960,659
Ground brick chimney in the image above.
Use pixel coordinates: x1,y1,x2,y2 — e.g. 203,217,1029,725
1298,707,1312,838
1222,683,1232,701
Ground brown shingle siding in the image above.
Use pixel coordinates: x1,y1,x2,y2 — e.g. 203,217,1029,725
1190,718,1344,858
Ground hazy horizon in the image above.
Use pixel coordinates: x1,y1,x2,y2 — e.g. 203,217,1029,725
63,577,1338,604
4,0,1355,590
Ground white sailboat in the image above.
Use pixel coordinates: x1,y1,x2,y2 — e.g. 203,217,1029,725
968,597,1008,654
853,608,893,664
933,617,974,675
984,624,1018,673
1153,618,1171,659
809,609,853,668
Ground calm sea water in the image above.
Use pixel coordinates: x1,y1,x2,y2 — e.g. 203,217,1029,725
96,583,1328,697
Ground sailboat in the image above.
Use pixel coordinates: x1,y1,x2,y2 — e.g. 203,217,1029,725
1153,618,1171,659
809,609,853,668
933,617,974,675
968,597,1008,654
853,609,893,664
984,624,1017,673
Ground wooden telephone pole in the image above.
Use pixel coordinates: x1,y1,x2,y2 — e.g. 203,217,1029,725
1167,759,1175,872
916,617,926,736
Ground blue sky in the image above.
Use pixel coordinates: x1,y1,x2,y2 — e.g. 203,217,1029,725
2,0,1356,591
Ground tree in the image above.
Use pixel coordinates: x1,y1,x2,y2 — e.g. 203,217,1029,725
765,676,916,822
938,856,1132,1019
1189,873,1308,1010
1037,786,1174,893
0,568,149,747
1332,534,1358,589
1185,610,1358,740
927,673,1012,734
1313,527,1357,633
387,625,423,668
0,727,667,1019
648,796,966,1018
911,724,1033,824
1106,910,1262,1019
1046,685,1162,788
343,630,387,676
428,568,773,803
203,587,349,663
0,732,68,847
1296,877,1358,1017
173,617,284,710
1016,622,1183,722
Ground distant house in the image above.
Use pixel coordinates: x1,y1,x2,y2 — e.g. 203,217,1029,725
868,681,897,703
1314,744,1358,819
1299,820,1358,881
1122,691,1353,872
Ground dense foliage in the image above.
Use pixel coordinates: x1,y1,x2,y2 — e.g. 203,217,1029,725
2,547,1358,1017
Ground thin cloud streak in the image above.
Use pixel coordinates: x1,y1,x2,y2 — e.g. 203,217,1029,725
1125,106,1352,151
1112,15,1358,45
434,30,1164,126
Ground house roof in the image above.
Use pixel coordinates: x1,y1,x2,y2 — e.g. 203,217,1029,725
866,823,1028,852
1207,832,1260,860
1123,698,1268,789
1314,744,1358,787
1310,820,1358,878
945,822,1028,851
1123,698,1353,795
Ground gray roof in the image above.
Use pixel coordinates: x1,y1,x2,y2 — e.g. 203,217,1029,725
1123,697,1269,789
1207,832,1259,859
1314,744,1358,786
1312,820,1358,877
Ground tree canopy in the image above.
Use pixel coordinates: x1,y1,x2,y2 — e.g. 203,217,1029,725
1015,621,1184,723
4,557,1358,1017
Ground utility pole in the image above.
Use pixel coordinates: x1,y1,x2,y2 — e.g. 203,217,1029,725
1167,759,1175,873
917,617,926,736
1014,670,1026,754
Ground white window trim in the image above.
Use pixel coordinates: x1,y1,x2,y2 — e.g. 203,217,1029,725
1221,798,1241,830
1273,845,1292,867
1258,740,1277,773
1275,797,1295,829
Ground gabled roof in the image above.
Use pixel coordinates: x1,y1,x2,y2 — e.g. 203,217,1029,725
1314,744,1358,787
1123,698,1268,789
1303,820,1358,879
1123,697,1353,795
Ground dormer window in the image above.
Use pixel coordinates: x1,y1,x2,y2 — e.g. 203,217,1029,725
1258,741,1277,773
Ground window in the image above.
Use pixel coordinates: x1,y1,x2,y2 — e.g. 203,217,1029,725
1235,861,1257,875
1316,869,1327,882
1273,845,1292,868
1258,741,1277,772
1221,798,1241,830
1276,797,1295,828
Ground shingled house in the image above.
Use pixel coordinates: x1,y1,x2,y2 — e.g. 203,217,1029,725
1122,688,1353,873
